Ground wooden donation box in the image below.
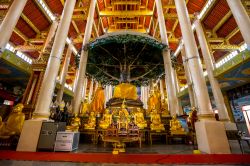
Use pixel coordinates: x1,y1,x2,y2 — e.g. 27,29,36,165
54,132,80,151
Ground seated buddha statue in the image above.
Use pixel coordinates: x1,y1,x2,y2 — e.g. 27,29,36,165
170,115,185,135
66,113,81,132
150,108,165,132
99,108,112,129
113,83,138,100
0,103,25,138
134,108,147,129
117,101,130,132
91,84,105,114
84,112,96,130
161,99,170,117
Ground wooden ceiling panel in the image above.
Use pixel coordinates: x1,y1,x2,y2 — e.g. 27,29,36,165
9,32,25,46
213,50,229,61
98,0,105,11
174,23,181,38
217,16,237,38
68,23,78,39
187,0,206,14
229,31,244,45
16,17,36,38
23,0,50,31
44,0,63,15
27,51,39,59
203,0,230,30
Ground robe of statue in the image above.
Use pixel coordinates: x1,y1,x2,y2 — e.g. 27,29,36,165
91,87,105,113
113,83,138,100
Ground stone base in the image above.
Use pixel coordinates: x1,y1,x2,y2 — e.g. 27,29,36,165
223,122,237,131
195,120,231,154
16,120,43,152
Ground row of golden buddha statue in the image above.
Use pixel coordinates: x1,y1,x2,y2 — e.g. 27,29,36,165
67,100,186,135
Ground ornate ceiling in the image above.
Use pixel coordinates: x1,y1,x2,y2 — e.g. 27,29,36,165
0,0,249,86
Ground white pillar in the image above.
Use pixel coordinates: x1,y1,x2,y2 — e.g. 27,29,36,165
0,0,28,49
172,69,184,115
195,19,230,121
56,44,73,104
73,0,97,113
33,0,76,119
181,47,196,108
174,0,213,117
226,0,250,47
156,0,180,116
82,77,88,101
73,69,79,92
174,0,230,154
41,20,59,54
159,79,164,101
88,78,94,103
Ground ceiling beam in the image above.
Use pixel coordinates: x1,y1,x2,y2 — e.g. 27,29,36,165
210,44,240,50
107,28,147,33
165,13,194,19
21,13,40,34
15,45,43,52
212,11,232,34
72,14,88,20
14,28,28,41
99,11,153,17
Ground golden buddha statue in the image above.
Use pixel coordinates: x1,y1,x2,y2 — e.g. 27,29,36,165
0,103,25,138
161,99,170,117
147,89,161,114
170,115,186,135
80,100,90,116
117,100,130,130
113,83,138,100
66,113,81,132
84,111,96,130
91,84,105,114
99,108,112,129
150,108,165,131
134,108,147,129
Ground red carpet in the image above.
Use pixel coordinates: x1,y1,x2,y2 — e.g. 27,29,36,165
0,151,250,164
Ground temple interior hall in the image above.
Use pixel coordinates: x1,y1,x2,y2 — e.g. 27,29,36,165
0,0,250,165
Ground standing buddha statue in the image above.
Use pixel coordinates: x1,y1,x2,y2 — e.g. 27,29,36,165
91,84,105,114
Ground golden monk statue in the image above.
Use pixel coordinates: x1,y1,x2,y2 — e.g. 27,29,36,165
150,108,165,131
0,103,25,138
91,84,105,114
99,108,112,129
80,100,90,116
147,89,161,114
84,112,96,130
113,83,138,100
170,115,186,135
117,101,130,131
161,99,170,117
134,108,147,129
66,113,81,132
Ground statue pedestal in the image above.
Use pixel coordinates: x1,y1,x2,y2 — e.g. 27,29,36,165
195,120,231,154
16,120,43,152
